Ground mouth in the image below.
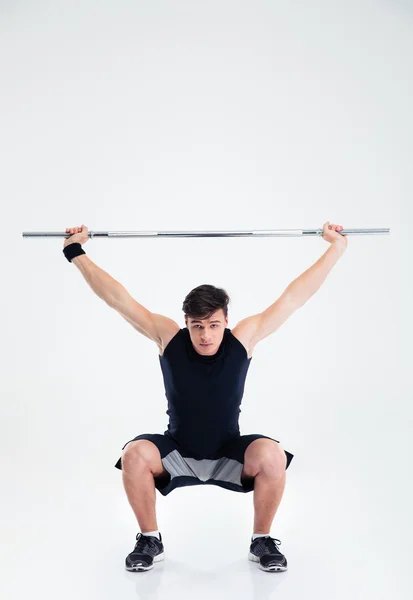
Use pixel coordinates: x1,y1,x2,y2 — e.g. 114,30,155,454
200,343,212,347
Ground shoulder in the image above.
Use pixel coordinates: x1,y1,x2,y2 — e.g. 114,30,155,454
156,320,182,356
230,316,261,359
150,313,181,356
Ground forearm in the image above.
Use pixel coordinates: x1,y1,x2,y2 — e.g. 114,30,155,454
286,242,347,304
71,254,127,306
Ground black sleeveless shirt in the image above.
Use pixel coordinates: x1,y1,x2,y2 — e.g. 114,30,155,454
158,327,252,458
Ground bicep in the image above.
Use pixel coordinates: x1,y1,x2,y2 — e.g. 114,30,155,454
234,291,301,349
255,291,301,343
110,294,164,345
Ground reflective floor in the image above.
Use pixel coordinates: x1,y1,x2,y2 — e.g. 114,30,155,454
2,416,411,600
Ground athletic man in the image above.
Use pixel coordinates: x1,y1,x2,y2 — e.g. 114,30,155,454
62,221,347,572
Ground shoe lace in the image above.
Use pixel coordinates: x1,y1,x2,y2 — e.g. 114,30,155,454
134,533,158,555
260,536,282,554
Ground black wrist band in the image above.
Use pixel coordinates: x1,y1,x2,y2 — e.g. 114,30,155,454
63,243,86,263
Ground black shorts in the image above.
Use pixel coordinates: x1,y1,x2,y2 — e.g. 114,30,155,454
114,433,294,497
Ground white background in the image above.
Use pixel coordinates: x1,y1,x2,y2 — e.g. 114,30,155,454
1,1,412,599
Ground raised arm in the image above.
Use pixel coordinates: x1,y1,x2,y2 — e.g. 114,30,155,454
63,225,179,349
232,221,347,351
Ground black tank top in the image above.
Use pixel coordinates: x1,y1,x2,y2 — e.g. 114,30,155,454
159,327,252,458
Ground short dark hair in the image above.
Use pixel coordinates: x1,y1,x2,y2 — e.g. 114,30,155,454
182,284,230,320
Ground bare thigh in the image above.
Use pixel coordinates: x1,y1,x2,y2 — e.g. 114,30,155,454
122,440,169,479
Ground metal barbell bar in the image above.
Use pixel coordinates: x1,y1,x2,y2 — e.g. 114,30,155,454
22,228,390,239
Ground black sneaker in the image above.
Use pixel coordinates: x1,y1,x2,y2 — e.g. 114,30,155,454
125,532,165,572
248,535,287,572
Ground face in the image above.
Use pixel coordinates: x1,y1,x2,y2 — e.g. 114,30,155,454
185,309,229,355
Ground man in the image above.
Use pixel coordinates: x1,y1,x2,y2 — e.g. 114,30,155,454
62,221,347,572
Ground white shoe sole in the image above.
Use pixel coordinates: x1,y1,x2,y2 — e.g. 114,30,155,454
248,552,287,572
126,551,165,572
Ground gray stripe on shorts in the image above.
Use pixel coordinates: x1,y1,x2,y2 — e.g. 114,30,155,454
161,449,243,486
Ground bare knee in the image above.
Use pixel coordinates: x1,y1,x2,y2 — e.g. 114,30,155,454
122,440,165,477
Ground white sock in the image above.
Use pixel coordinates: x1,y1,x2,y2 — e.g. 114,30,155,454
252,533,270,541
141,530,160,540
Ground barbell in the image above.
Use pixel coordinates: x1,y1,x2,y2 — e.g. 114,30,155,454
22,228,390,239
